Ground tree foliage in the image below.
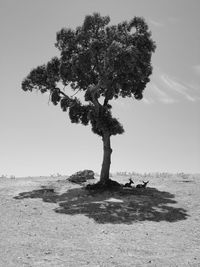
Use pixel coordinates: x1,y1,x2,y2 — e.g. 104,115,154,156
22,13,156,137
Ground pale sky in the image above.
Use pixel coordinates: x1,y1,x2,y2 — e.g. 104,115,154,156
0,0,200,177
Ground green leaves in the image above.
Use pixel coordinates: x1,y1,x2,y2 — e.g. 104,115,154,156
22,13,156,137
22,57,60,93
89,107,124,136
82,13,110,32
60,96,71,111
55,13,156,100
55,28,76,52
22,65,47,92
46,57,60,86
51,88,61,105
68,100,91,126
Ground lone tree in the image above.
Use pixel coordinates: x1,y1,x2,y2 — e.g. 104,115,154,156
22,13,156,187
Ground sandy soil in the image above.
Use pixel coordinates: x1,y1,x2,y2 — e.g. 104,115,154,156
0,173,200,267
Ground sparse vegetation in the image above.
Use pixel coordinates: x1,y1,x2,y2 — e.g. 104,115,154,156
0,174,8,179
0,172,199,266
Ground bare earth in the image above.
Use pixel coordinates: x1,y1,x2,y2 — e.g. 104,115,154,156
0,173,200,267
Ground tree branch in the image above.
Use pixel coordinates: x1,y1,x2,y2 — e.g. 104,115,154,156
87,83,102,115
103,97,109,106
71,89,81,97
58,89,67,97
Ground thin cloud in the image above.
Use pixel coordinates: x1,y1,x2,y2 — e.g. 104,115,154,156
149,18,164,28
150,83,176,104
160,74,197,102
114,72,199,106
149,17,179,28
142,97,154,104
186,82,199,92
193,65,200,75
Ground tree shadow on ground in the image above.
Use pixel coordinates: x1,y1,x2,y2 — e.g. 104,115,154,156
14,185,188,224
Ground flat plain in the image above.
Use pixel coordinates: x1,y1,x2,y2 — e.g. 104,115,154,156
0,173,200,267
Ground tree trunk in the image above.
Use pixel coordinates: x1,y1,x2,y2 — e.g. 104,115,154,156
100,132,112,184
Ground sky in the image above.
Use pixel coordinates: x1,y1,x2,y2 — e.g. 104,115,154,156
0,0,200,177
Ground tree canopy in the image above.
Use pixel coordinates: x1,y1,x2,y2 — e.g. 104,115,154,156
22,13,156,137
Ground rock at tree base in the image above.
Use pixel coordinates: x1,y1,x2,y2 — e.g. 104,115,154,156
68,170,95,184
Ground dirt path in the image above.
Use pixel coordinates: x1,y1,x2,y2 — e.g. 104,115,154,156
0,174,200,266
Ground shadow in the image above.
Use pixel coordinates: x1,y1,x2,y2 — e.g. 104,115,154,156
14,186,188,224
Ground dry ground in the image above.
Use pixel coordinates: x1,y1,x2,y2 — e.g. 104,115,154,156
0,173,200,267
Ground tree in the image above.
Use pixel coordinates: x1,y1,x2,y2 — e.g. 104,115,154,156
22,13,156,188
